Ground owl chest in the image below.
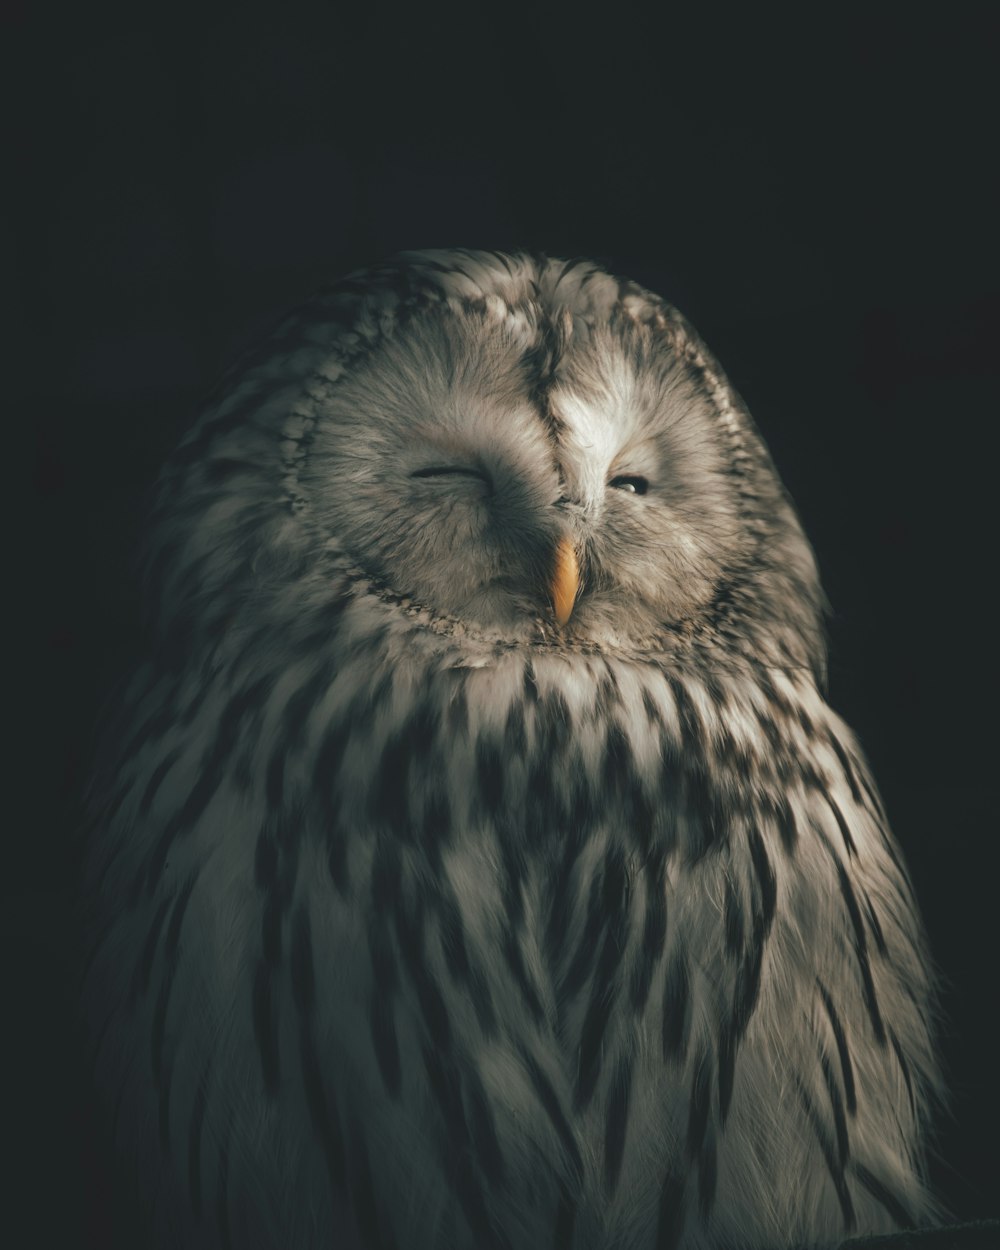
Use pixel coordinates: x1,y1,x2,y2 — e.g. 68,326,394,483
318,658,771,1094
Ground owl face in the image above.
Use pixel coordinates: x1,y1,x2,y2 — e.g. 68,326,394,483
302,259,756,650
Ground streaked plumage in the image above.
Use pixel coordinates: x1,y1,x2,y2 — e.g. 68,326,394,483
81,249,940,1249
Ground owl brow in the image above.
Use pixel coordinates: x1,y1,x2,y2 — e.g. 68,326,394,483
518,313,570,446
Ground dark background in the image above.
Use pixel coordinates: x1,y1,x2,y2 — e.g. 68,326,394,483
10,3,998,1244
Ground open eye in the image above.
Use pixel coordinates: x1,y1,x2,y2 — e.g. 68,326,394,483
609,475,649,496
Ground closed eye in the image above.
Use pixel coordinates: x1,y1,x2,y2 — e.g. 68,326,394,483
411,465,493,489
609,475,649,496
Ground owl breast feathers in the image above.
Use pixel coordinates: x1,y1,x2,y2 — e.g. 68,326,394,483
81,250,941,1250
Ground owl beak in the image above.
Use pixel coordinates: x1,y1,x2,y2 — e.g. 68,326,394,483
551,537,580,627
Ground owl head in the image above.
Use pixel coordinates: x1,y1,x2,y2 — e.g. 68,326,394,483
149,250,825,680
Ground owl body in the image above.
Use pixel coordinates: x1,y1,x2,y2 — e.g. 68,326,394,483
82,251,939,1249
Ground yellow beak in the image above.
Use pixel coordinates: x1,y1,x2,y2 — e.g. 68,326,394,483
551,537,580,627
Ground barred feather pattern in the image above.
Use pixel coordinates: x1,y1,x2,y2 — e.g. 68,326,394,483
81,250,940,1250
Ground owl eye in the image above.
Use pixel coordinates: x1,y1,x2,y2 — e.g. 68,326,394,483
609,475,649,496
412,465,492,488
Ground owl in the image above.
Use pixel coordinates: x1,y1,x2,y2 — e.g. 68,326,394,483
80,250,941,1250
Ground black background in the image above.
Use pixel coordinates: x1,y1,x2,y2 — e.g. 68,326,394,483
10,3,998,1244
